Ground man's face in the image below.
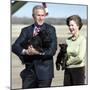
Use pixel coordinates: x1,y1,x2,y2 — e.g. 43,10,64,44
33,9,46,25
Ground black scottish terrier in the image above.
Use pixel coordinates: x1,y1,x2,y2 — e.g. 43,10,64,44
27,30,51,52
56,44,68,70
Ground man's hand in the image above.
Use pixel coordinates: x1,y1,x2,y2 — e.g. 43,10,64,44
27,45,40,55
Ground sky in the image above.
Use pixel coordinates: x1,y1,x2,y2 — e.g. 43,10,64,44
12,1,87,19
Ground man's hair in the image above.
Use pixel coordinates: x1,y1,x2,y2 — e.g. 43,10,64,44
66,15,83,30
32,5,46,16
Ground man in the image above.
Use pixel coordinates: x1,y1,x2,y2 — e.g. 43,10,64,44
12,5,57,89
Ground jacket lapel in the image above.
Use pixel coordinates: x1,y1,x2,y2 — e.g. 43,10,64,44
40,23,47,31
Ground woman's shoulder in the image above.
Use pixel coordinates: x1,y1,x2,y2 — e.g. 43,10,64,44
79,34,86,41
65,37,71,44
66,36,72,41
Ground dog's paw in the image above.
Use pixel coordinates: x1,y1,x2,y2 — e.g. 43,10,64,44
56,63,60,70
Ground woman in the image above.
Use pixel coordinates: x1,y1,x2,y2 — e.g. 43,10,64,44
64,15,86,86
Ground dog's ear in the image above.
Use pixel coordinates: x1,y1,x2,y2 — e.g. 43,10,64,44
59,43,68,48
65,44,68,47
59,44,62,47
27,39,31,45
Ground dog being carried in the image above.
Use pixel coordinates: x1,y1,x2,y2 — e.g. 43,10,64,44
56,44,68,70
27,29,51,53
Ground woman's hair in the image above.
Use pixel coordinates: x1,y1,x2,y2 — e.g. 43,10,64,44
66,15,83,30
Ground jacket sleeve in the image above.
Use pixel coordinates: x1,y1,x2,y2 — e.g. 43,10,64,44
12,28,27,56
42,26,57,56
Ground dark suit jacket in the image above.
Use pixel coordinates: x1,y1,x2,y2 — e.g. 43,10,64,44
12,23,57,80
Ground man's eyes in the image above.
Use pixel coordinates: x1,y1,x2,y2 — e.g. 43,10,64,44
37,15,45,16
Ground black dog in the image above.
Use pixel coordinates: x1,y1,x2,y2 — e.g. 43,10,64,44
28,35,43,52
27,30,51,52
56,44,68,70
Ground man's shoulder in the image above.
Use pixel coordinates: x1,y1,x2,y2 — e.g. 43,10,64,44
22,24,34,30
44,23,55,28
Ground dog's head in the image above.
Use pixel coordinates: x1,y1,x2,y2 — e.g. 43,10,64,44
27,35,43,52
59,44,68,53
38,30,51,48
38,30,51,41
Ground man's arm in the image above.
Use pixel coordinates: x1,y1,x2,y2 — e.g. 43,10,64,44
12,28,27,56
12,28,41,56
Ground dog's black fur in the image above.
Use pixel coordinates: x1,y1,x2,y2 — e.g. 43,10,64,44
28,35,43,52
27,30,51,52
56,44,68,70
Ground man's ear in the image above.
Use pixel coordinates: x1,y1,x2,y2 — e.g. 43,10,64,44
32,14,35,18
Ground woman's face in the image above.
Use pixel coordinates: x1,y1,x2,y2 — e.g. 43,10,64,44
68,20,79,36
